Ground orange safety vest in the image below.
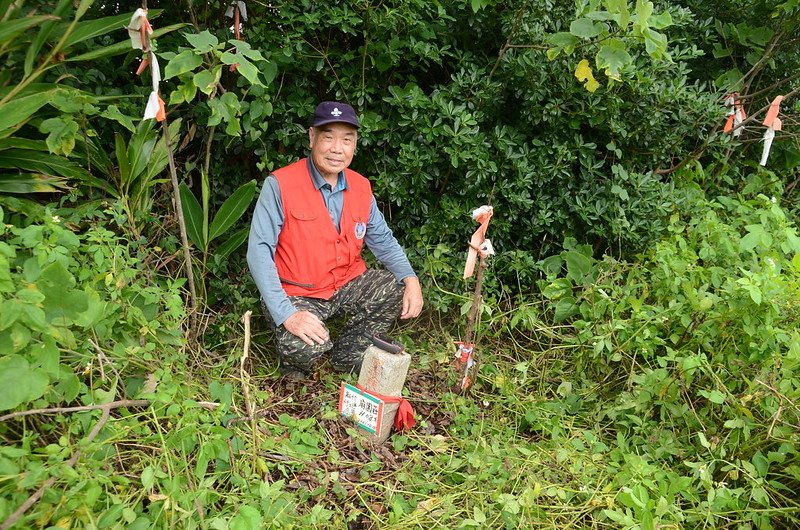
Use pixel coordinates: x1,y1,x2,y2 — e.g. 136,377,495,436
273,158,372,299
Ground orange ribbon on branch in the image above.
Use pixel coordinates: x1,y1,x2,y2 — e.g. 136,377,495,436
356,385,416,431
723,93,746,137
760,95,784,166
128,8,165,122
463,205,494,279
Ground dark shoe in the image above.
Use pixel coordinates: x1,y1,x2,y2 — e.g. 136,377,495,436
280,368,307,381
331,361,361,374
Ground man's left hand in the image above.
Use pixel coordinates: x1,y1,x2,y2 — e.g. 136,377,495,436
400,276,423,319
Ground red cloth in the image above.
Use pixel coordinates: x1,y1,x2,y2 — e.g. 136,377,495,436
356,384,416,431
273,159,371,298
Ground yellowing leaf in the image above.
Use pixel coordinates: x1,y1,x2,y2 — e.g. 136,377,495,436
574,59,600,92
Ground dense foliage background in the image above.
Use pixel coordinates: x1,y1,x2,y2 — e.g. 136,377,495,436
1,0,799,528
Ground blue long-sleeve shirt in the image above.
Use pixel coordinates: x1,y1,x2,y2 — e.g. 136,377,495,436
247,158,416,326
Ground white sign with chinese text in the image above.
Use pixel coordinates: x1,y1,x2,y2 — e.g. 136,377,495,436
338,383,384,434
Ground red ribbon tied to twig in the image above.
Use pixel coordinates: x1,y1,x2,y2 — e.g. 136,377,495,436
463,205,494,279
356,384,416,431
760,95,784,166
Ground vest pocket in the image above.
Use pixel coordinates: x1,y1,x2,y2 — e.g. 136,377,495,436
289,209,317,221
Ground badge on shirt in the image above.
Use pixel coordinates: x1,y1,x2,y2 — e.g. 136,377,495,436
354,221,366,240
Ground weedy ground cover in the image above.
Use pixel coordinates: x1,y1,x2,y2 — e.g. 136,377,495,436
2,189,800,529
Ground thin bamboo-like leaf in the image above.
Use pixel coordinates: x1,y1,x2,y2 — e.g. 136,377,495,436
208,180,257,243
0,15,58,45
0,172,68,193
65,22,188,63
180,182,206,251
214,227,249,259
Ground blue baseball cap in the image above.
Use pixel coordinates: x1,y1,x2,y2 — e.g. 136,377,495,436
311,101,359,129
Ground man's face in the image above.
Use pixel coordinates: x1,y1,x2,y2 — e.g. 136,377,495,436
309,123,357,181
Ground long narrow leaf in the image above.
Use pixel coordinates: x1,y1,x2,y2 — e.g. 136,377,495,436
0,15,58,45
0,138,48,151
55,9,163,50
65,22,189,62
0,90,55,132
0,172,68,193
179,182,206,251
0,149,91,180
24,0,71,77
208,180,257,243
201,169,209,250
214,227,249,259
114,132,129,187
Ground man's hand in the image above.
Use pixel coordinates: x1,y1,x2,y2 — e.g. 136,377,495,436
400,276,423,319
283,310,330,345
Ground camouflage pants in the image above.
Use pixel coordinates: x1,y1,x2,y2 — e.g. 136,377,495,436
264,269,404,374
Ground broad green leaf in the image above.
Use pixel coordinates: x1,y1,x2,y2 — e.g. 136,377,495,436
700,389,726,404
596,39,632,80
214,227,249,259
574,59,600,92
185,30,219,53
644,29,668,59
0,255,12,292
0,355,49,411
38,261,88,320
569,18,605,39
0,15,58,45
0,173,68,193
230,506,262,530
230,39,265,62
634,0,654,30
193,67,221,95
648,11,673,29
164,50,203,80
179,182,206,251
604,0,630,27
553,297,579,322
100,105,136,133
208,180,256,243
262,61,278,85
234,58,263,87
564,250,592,283
0,90,56,132
546,32,579,54
40,116,79,156
542,278,572,299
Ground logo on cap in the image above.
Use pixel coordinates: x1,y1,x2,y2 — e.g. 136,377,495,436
331,107,343,117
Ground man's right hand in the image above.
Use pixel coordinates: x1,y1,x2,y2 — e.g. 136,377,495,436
283,310,330,346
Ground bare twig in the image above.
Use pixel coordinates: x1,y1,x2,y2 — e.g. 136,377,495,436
162,121,199,338
0,399,150,423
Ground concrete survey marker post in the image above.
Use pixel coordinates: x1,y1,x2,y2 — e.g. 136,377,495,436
337,334,412,444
